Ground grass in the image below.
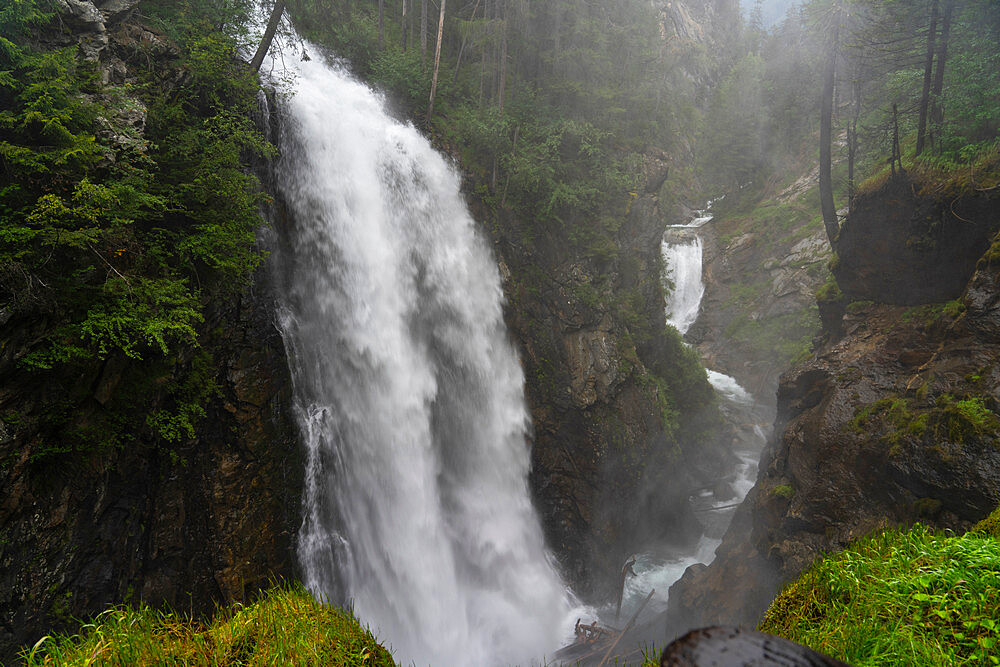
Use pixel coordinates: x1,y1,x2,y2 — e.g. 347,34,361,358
856,139,1000,199
760,524,1000,665
21,584,396,666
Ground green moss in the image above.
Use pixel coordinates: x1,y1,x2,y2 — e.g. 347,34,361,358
972,506,1000,540
816,275,844,304
846,300,875,314
850,393,1000,452
772,484,795,499
22,584,395,666
935,395,1000,444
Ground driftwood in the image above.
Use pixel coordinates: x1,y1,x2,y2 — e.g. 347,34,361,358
554,589,655,665
597,589,654,667
660,626,852,667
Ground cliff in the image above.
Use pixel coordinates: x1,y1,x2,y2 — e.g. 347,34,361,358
667,173,1000,631
0,3,301,659
484,152,733,599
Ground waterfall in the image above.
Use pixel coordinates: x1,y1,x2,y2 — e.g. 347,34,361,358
262,37,575,667
614,204,768,623
661,232,705,335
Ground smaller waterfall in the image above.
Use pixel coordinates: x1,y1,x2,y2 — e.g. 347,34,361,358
613,202,769,624
661,233,705,335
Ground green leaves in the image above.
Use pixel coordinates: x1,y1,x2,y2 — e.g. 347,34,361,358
0,0,271,455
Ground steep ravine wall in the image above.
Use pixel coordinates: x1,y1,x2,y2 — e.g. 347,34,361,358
0,4,302,660
477,153,733,600
667,177,1000,632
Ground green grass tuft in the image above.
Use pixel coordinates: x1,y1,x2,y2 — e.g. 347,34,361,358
22,584,396,666
760,524,1000,666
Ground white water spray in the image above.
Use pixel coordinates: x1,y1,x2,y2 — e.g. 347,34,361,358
262,34,577,667
661,233,705,335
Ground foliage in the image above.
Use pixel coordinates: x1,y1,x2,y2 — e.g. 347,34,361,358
22,584,395,666
760,524,1000,665
972,505,1000,540
849,392,1000,453
0,0,270,457
772,484,795,499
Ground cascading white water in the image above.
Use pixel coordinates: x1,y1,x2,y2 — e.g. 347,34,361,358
616,205,769,622
262,35,577,667
661,233,705,335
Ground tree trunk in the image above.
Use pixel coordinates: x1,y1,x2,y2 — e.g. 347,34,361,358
428,0,446,120
402,0,408,51
498,14,508,114
378,0,385,49
421,0,429,62
454,0,481,76
914,0,939,157
929,0,955,150
848,76,861,211
249,0,285,73
819,23,839,247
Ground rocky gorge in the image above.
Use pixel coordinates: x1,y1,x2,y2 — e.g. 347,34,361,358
667,172,1000,632
0,0,744,658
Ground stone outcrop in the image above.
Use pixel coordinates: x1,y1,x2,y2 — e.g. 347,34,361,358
834,175,1000,305
0,280,301,661
666,182,1000,633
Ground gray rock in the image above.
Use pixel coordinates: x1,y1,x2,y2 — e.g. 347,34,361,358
99,0,141,24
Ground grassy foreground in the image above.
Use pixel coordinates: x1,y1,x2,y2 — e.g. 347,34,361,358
21,585,395,666
760,508,1000,666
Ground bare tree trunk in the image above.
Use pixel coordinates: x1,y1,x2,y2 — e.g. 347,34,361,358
454,0,482,76
428,0,446,120
929,0,955,151
819,23,839,247
409,0,415,52
915,0,939,157
891,102,906,176
421,0,429,62
498,13,508,114
378,0,385,49
402,0,408,51
250,0,285,73
848,76,861,211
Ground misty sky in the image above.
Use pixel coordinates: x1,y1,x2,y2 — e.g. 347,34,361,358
740,0,801,26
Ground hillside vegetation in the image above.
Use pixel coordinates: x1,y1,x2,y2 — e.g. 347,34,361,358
19,585,395,667
760,508,1000,666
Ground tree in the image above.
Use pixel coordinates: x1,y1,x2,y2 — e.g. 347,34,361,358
928,0,955,149
819,14,840,246
421,0,428,61
914,0,940,156
249,0,285,73
378,0,385,49
427,0,446,119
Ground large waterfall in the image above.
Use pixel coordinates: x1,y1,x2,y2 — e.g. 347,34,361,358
262,36,576,667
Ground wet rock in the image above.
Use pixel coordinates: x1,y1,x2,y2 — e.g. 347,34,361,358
660,626,850,666
52,0,109,60
98,0,140,24
834,174,1000,304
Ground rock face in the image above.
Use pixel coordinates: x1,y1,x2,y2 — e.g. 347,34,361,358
666,183,1000,632
0,282,301,661
834,175,1000,304
480,151,732,599
0,5,301,660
